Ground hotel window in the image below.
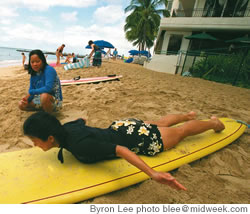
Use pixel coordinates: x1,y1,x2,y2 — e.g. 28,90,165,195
155,30,166,54
167,0,173,11
203,0,249,17
231,0,249,17
167,34,183,55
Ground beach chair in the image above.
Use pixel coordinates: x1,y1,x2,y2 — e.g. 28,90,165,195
64,57,90,71
83,56,90,68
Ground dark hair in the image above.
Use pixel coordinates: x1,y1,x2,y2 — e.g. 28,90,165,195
88,40,99,50
23,112,66,146
28,49,48,75
88,40,94,46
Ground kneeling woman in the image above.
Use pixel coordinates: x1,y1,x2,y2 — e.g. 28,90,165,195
23,111,225,191
19,49,63,113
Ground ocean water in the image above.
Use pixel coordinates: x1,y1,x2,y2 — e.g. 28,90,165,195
0,46,57,68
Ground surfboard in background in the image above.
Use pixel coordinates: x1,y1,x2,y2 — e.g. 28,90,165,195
60,75,122,86
0,118,247,204
49,62,67,67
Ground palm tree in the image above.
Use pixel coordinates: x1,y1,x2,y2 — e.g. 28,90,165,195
124,0,169,52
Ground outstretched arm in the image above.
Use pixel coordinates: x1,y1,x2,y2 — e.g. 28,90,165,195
89,44,95,58
116,145,187,191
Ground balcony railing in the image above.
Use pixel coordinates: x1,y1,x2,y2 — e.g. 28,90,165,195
172,7,250,18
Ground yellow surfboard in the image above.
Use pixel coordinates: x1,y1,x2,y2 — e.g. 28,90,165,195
0,118,247,204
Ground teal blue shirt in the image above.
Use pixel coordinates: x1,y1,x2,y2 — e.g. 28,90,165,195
28,65,63,102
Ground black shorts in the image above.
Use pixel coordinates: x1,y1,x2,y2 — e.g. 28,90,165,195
109,118,164,156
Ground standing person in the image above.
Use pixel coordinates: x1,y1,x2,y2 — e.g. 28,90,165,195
23,111,225,191
88,40,102,67
21,52,28,69
21,52,26,65
113,48,118,60
56,44,65,65
18,49,63,113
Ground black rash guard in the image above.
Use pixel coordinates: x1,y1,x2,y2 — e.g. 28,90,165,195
57,118,163,164
58,119,120,163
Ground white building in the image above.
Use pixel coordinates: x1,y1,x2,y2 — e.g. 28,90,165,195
144,0,250,75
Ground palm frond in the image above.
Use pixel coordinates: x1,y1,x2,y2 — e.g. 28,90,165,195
124,0,169,50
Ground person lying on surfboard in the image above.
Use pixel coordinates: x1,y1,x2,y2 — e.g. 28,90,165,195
23,111,225,191
18,49,63,113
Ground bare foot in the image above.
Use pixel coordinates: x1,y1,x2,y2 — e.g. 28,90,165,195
211,116,225,132
187,111,196,121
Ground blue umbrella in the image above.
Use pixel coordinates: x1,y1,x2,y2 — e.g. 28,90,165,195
85,45,105,50
139,50,151,57
129,50,139,55
85,40,114,49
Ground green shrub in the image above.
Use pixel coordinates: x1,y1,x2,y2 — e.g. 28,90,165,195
190,51,250,88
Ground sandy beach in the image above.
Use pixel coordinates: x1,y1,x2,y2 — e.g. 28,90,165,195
0,60,249,204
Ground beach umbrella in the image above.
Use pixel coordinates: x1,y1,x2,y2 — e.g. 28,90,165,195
85,40,114,49
129,50,139,55
139,50,151,57
185,32,218,41
185,32,218,50
226,36,250,43
85,45,105,49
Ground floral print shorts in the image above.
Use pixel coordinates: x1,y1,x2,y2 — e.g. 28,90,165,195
109,118,164,156
32,95,62,111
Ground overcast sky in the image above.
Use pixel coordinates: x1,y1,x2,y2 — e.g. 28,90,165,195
0,0,137,56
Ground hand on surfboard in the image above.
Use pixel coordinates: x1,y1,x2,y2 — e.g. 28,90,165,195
151,172,187,191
